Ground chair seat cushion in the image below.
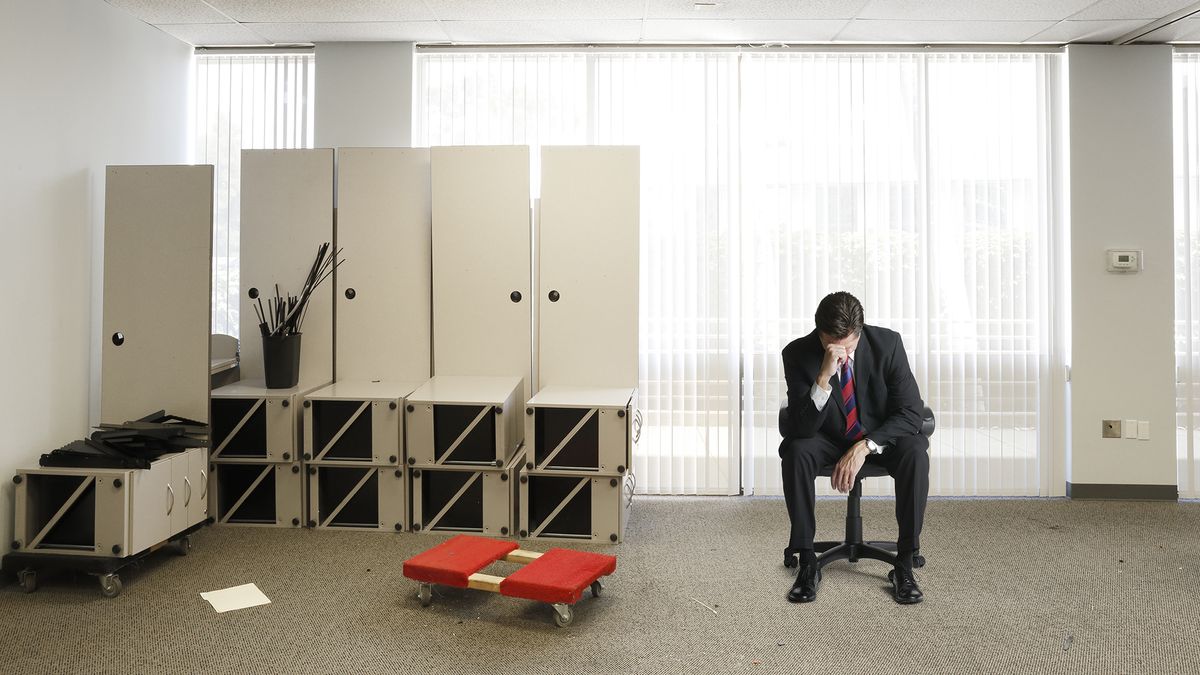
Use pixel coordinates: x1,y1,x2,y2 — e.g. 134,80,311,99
402,534,519,588
817,458,890,478
499,548,617,605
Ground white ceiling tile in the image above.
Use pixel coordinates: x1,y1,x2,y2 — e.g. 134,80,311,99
440,20,644,43
1069,0,1196,21
207,0,436,23
104,0,231,23
1137,17,1200,41
836,19,1057,42
641,19,849,42
156,22,273,46
644,0,869,20
426,0,646,21
858,0,1096,22
1024,19,1150,43
250,21,449,43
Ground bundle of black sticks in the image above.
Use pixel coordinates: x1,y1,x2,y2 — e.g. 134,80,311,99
252,242,342,338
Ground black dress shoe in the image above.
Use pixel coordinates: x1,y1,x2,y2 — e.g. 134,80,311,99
787,563,820,603
888,567,924,605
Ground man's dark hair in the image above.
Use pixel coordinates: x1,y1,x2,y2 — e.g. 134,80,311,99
815,292,864,339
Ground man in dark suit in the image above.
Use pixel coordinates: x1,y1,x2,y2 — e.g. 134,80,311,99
780,291,928,605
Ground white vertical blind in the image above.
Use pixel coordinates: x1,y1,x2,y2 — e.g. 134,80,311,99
415,49,1061,497
1174,53,1200,498
194,53,315,337
741,52,1059,496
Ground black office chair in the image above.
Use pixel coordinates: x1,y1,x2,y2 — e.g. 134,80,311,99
779,405,935,571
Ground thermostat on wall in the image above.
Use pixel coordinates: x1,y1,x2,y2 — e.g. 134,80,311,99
1106,249,1142,273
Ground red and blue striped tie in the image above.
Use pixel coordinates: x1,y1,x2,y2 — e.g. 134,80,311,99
841,360,864,441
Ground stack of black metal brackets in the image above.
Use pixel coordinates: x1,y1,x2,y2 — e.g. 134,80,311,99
40,410,208,470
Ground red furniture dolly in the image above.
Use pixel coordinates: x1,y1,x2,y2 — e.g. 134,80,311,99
403,534,617,627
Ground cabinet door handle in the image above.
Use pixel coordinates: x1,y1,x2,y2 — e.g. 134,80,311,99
184,477,192,507
167,484,175,515
200,470,208,499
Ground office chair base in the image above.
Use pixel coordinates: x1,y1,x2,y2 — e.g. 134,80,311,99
785,545,924,569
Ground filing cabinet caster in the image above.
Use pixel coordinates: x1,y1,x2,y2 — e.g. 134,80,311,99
99,573,122,598
552,603,573,627
176,535,192,556
418,582,433,607
18,569,37,594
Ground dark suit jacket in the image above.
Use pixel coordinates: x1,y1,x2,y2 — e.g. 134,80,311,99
781,325,925,451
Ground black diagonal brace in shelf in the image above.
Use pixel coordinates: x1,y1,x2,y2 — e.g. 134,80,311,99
212,399,265,458
220,465,273,524
320,468,376,528
314,400,371,461
537,408,597,470
438,406,492,465
425,472,481,531
28,476,96,550
531,477,589,538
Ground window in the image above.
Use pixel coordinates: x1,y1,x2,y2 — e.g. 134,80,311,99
415,49,1064,496
1174,52,1200,498
194,52,315,337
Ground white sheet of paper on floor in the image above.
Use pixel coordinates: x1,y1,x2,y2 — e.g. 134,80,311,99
200,583,271,613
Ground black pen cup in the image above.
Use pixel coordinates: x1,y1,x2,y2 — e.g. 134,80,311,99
263,333,302,389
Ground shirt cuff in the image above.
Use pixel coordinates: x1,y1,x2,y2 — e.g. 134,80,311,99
810,381,831,411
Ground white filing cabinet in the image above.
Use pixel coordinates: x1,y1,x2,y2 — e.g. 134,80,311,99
431,146,533,402
302,382,421,465
335,148,432,383
101,165,214,426
306,464,407,531
410,450,524,538
537,146,639,391
405,376,524,468
518,467,632,545
12,448,208,559
524,386,637,473
239,149,335,387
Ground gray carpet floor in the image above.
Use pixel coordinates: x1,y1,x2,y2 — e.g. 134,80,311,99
1,497,1199,674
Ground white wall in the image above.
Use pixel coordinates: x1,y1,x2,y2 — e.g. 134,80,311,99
314,42,414,149
0,0,192,550
1067,45,1177,492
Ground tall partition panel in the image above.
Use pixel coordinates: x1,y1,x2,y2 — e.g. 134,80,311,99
335,148,432,382
538,147,640,390
101,165,214,425
431,146,533,401
239,149,335,388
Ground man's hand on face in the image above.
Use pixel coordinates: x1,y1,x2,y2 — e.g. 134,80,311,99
831,441,870,493
818,343,849,390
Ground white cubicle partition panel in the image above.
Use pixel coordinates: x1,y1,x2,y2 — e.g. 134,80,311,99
335,148,432,382
431,146,532,401
538,147,640,390
239,149,335,388
101,165,214,425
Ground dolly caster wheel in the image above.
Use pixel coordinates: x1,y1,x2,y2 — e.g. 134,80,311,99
418,583,432,607
590,580,603,598
18,569,37,594
552,603,573,627
99,574,123,598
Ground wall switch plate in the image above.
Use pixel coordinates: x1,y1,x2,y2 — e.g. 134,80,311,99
1102,420,1122,438
1123,419,1137,439
1137,421,1150,440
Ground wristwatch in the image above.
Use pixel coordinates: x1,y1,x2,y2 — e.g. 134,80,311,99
865,439,883,455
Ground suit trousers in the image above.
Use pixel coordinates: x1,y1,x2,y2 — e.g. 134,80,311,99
780,432,930,554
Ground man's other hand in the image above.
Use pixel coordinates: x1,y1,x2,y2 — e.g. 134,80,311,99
818,343,848,389
831,441,869,492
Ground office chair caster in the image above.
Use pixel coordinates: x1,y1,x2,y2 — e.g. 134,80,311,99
913,552,926,568
784,550,797,569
